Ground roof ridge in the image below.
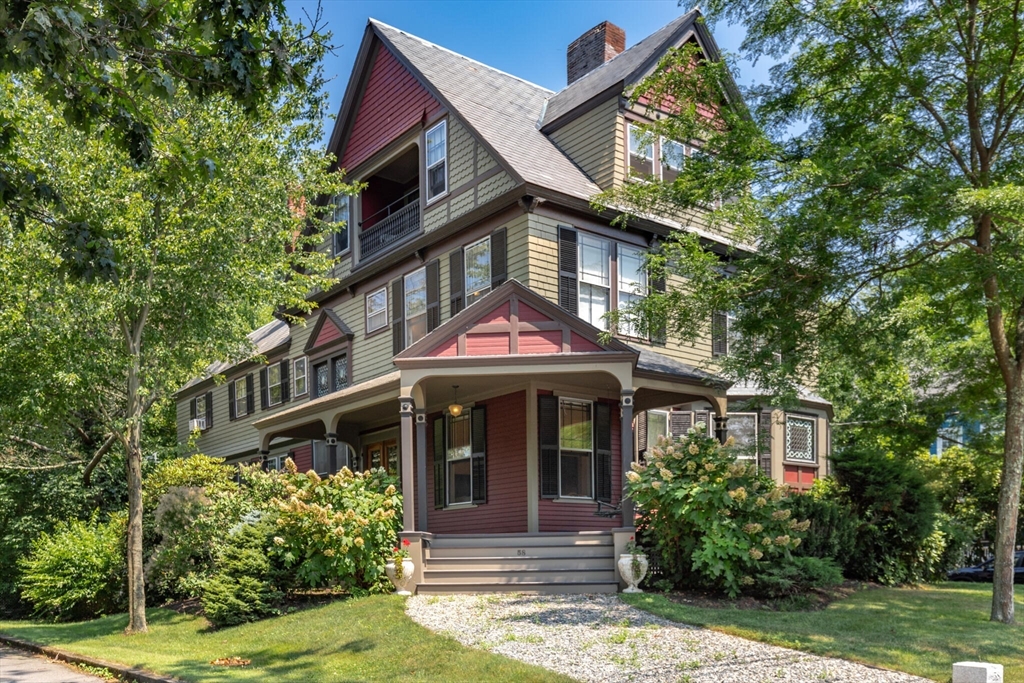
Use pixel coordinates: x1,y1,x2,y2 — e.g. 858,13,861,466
369,18,554,95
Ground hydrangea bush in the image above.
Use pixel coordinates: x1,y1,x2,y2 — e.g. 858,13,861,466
625,426,810,596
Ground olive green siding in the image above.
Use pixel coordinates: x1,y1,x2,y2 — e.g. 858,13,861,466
549,97,622,189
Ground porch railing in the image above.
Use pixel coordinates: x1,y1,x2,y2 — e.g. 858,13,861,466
359,190,420,260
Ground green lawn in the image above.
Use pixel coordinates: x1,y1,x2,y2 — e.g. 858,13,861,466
0,595,572,683
622,582,1024,683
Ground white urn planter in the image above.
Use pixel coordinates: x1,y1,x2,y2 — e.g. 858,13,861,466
617,553,649,593
386,559,416,595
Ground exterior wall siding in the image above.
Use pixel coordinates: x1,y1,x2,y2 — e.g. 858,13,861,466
425,390,529,534
549,97,621,189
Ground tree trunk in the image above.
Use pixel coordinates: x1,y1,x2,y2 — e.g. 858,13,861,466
992,381,1024,624
124,358,147,634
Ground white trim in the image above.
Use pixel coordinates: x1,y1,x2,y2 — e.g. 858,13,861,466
366,286,389,333
425,119,448,204
784,414,816,463
464,236,492,304
557,397,595,500
404,266,428,347
232,378,248,417
292,357,308,398
267,363,284,407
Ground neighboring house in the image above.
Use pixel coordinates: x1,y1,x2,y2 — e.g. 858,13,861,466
175,12,832,592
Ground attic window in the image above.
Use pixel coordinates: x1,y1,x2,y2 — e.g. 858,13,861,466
425,120,448,201
628,124,654,176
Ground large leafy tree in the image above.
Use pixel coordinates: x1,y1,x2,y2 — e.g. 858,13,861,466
0,68,348,631
597,1,1024,622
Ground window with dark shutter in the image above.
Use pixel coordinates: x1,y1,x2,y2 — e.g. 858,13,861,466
538,394,560,497
245,374,254,415
595,402,613,503
471,406,486,504
205,391,214,428
558,226,578,315
259,368,269,410
228,382,236,421
280,360,290,402
490,228,507,288
433,416,445,509
712,310,729,356
426,259,440,333
636,411,648,460
189,398,197,421
449,249,464,317
391,278,405,356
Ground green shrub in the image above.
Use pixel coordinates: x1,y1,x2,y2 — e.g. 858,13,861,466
201,516,286,628
273,466,401,593
143,454,237,510
627,429,809,597
752,556,843,599
830,445,939,584
788,479,859,563
19,511,127,621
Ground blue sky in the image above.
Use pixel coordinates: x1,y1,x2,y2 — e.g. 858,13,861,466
284,0,766,124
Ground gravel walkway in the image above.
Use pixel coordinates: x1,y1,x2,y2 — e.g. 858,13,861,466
406,594,931,683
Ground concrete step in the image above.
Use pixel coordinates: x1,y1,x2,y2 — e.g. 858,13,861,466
428,532,613,549
424,556,616,572
421,568,617,584
426,543,614,559
416,581,619,595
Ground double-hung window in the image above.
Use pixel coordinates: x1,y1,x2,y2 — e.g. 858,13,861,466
233,379,248,417
447,413,473,505
366,287,388,333
617,244,647,337
628,123,654,176
785,415,816,462
729,413,759,460
405,267,428,346
578,234,611,330
293,358,308,397
559,399,593,498
464,237,491,304
266,365,284,406
191,394,208,430
661,138,686,183
646,409,669,449
330,194,350,256
426,120,448,201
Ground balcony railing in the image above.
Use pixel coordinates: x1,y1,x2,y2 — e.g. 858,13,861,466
359,190,420,260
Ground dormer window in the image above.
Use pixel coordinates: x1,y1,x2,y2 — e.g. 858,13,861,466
628,123,654,176
426,120,448,202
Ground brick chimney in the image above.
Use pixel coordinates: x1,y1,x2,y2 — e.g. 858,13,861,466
567,21,626,85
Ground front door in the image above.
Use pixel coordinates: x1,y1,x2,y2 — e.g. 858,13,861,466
362,438,400,480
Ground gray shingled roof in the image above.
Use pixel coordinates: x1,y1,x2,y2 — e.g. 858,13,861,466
630,343,731,388
727,379,832,407
178,319,290,393
371,20,602,202
542,10,701,128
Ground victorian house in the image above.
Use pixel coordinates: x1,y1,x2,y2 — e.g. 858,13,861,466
176,11,832,593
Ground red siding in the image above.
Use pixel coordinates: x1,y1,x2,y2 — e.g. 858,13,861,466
291,444,313,473
426,337,458,357
539,401,623,531
784,465,817,491
314,319,342,348
519,330,561,354
517,303,549,323
466,332,510,355
341,44,443,171
425,391,529,534
571,332,601,352
479,302,510,324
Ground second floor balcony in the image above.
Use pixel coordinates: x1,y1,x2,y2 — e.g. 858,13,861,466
358,146,421,262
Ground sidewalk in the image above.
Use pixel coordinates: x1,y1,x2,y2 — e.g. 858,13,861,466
0,646,105,683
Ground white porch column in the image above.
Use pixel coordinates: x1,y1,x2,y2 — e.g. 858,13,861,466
399,396,415,532
620,389,635,529
415,407,428,532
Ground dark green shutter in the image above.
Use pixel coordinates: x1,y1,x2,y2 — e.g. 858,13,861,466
245,374,254,415
392,277,405,356
189,398,197,421
558,227,578,315
539,395,560,498
712,311,728,356
259,367,269,410
205,391,214,428
595,402,612,503
449,249,464,317
426,259,440,332
490,228,507,288
228,381,237,421
280,360,290,402
471,406,486,504
759,410,774,477
433,416,446,509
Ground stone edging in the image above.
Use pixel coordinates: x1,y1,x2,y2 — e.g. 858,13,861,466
0,634,183,683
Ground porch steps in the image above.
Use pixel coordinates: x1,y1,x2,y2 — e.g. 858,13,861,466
418,532,619,594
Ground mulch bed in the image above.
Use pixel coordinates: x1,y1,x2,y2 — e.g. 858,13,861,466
664,580,873,611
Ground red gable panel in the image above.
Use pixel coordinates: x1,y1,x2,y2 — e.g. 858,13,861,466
341,43,443,171
314,320,343,348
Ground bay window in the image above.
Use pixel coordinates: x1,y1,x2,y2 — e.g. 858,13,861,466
785,415,816,462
